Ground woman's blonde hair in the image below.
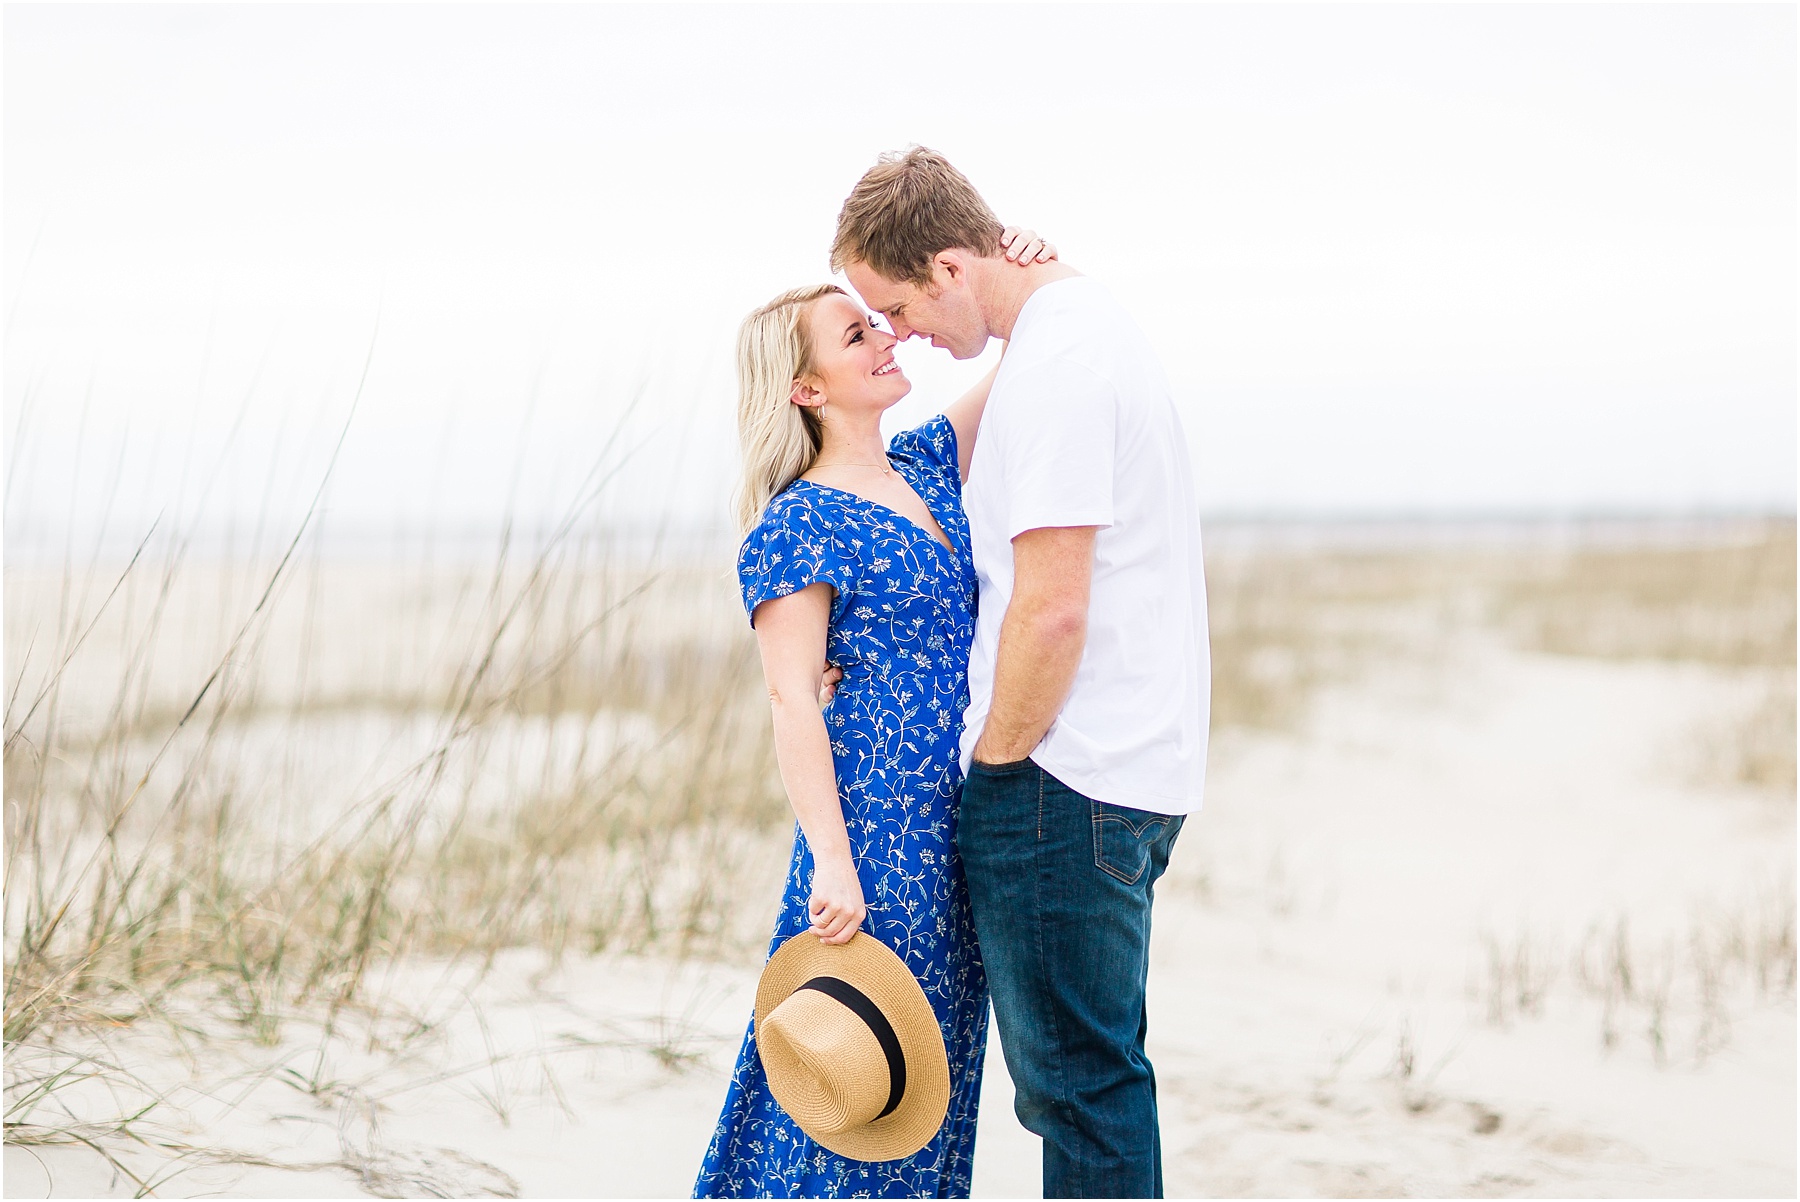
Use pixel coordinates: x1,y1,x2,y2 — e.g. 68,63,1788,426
733,284,844,532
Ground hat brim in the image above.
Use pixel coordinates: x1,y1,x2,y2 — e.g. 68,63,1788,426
755,930,951,1163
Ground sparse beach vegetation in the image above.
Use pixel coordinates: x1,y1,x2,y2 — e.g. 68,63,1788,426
5,511,1793,1194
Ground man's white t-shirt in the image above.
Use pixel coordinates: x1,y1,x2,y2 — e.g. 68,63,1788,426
958,277,1209,816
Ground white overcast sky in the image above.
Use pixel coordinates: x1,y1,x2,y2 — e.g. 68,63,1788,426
5,3,1794,553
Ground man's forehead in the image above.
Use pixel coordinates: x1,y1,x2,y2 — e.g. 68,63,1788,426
846,264,917,311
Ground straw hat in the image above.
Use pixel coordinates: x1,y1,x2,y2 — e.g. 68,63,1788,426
754,930,950,1162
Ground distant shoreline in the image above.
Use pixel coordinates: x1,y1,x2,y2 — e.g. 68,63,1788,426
6,511,1793,568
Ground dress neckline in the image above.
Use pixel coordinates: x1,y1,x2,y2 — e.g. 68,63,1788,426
791,472,956,556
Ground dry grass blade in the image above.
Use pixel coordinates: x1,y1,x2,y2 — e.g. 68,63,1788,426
8,507,1791,1185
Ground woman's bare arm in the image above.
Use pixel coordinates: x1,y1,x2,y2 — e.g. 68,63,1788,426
943,360,1001,482
751,582,866,944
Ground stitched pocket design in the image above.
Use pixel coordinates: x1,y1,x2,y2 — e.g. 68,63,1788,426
1091,802,1172,885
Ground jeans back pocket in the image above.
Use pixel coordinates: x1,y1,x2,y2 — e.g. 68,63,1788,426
1091,801,1179,886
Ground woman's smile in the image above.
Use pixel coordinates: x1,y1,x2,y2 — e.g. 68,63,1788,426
801,293,912,412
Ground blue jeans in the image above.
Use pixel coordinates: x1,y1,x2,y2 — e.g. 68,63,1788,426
957,757,1184,1199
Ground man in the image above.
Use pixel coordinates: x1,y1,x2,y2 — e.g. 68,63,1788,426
830,147,1210,1198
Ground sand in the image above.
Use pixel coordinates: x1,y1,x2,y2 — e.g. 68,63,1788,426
7,616,1792,1199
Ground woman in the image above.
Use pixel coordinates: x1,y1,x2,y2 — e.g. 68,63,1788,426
694,232,1054,1199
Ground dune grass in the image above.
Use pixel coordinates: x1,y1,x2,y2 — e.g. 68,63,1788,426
5,514,1792,1184
1208,521,1795,788
3,533,782,1056
3,513,792,1191
1494,523,1796,789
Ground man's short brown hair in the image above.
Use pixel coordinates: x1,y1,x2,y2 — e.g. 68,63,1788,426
830,146,1004,287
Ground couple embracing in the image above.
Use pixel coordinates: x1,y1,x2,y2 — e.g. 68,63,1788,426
694,148,1210,1200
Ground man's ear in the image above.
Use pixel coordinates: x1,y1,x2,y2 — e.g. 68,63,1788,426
933,250,967,287
790,379,824,409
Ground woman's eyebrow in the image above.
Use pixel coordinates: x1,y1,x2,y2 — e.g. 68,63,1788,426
842,320,862,343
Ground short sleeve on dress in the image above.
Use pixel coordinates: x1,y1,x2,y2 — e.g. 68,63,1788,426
886,414,961,490
737,503,857,628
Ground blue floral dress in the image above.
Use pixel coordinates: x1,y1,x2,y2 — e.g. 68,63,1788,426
694,416,988,1199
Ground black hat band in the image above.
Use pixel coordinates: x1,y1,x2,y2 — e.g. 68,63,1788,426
797,975,907,1120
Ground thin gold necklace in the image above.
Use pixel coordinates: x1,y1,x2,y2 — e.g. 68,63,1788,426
813,458,894,474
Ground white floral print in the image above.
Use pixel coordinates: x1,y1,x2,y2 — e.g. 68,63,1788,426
694,416,987,1200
